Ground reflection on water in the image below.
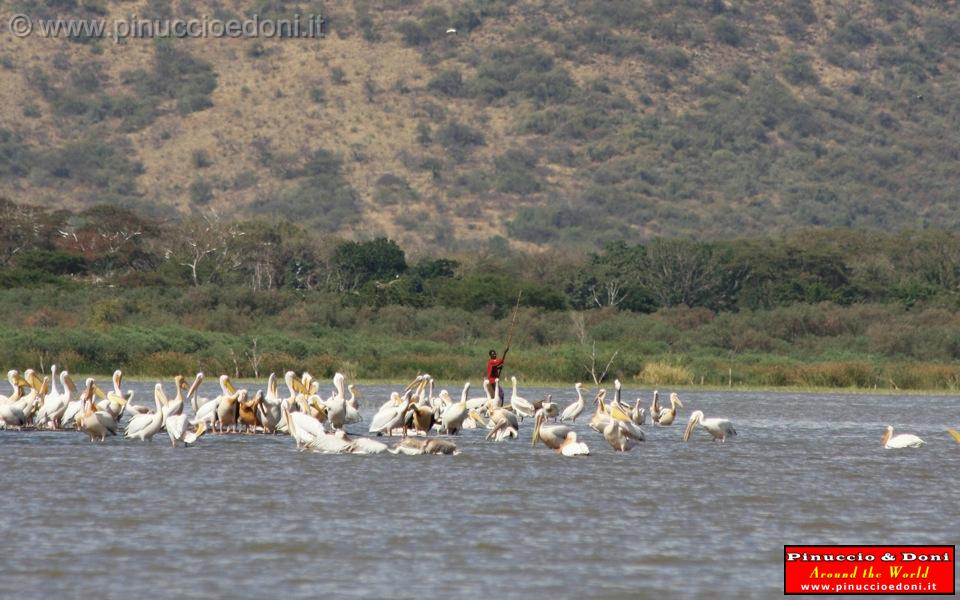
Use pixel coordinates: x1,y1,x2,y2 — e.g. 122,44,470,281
1,383,958,598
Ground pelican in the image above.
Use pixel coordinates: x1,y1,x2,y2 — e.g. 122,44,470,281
238,390,264,433
36,367,74,429
323,373,348,431
78,380,119,442
184,372,205,409
304,429,355,454
159,375,188,419
655,392,683,426
0,400,27,429
650,390,660,423
631,397,646,426
125,385,165,441
589,389,611,433
441,382,469,434
603,417,644,451
345,384,363,424
215,389,242,433
682,410,737,442
370,390,413,436
510,376,535,420
560,383,585,422
404,399,437,436
468,378,498,410
485,406,519,441
165,415,207,447
390,437,460,455
532,409,590,456
882,425,924,449
335,430,389,454
283,403,326,449
0,369,28,404
123,392,152,418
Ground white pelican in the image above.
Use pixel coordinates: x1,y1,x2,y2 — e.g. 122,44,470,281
0,369,27,404
159,375,188,419
323,372,348,430
510,376,535,420
78,381,119,442
560,383,585,422
404,399,437,435
589,389,611,432
649,390,660,423
441,382,469,434
682,410,737,442
184,372,205,409
125,385,165,441
165,415,207,447
123,392,152,418
603,417,644,451
532,409,590,456
882,425,924,449
631,397,646,426
283,403,326,449
468,378,498,410
36,367,73,429
390,437,460,455
369,391,405,435
655,392,683,426
215,389,242,433
334,430,389,454
0,400,27,429
345,384,363,424
485,406,519,441
304,429,355,454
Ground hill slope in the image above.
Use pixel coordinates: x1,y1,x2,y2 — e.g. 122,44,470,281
1,0,959,250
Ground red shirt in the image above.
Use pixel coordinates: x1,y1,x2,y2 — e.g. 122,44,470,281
486,358,504,384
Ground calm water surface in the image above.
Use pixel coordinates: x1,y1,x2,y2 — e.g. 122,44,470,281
1,383,958,598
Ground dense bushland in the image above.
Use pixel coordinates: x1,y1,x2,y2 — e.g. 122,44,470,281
3,200,960,389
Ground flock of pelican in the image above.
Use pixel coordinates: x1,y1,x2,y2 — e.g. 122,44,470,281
0,366,952,454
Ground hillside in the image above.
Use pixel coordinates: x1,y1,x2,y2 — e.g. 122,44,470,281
2,0,960,251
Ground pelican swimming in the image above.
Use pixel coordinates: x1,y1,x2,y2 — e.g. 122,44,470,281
882,425,924,449
485,406,519,441
682,410,737,442
510,376,535,421
334,430,389,454
390,437,460,455
283,402,326,449
532,409,590,456
560,383,585,422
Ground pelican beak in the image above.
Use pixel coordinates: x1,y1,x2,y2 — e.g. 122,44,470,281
682,417,696,442
93,384,107,400
14,374,29,387
675,395,684,408
947,428,960,444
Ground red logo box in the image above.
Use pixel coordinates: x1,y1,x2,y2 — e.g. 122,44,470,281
785,545,955,595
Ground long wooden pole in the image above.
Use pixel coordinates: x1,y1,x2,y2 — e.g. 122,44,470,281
503,290,523,354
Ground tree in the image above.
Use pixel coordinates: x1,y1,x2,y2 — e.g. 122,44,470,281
566,241,656,312
641,238,735,309
162,209,245,287
332,238,407,292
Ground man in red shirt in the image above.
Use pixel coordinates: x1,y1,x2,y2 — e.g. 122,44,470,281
485,348,508,404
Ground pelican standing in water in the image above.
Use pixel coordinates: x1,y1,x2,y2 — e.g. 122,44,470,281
560,382,585,422
882,425,924,449
682,410,737,442
510,376,535,421
125,384,165,441
440,382,470,434
655,393,683,426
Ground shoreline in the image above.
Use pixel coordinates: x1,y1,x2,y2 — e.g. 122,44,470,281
68,374,960,396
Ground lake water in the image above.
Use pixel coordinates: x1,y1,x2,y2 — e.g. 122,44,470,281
1,382,957,598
